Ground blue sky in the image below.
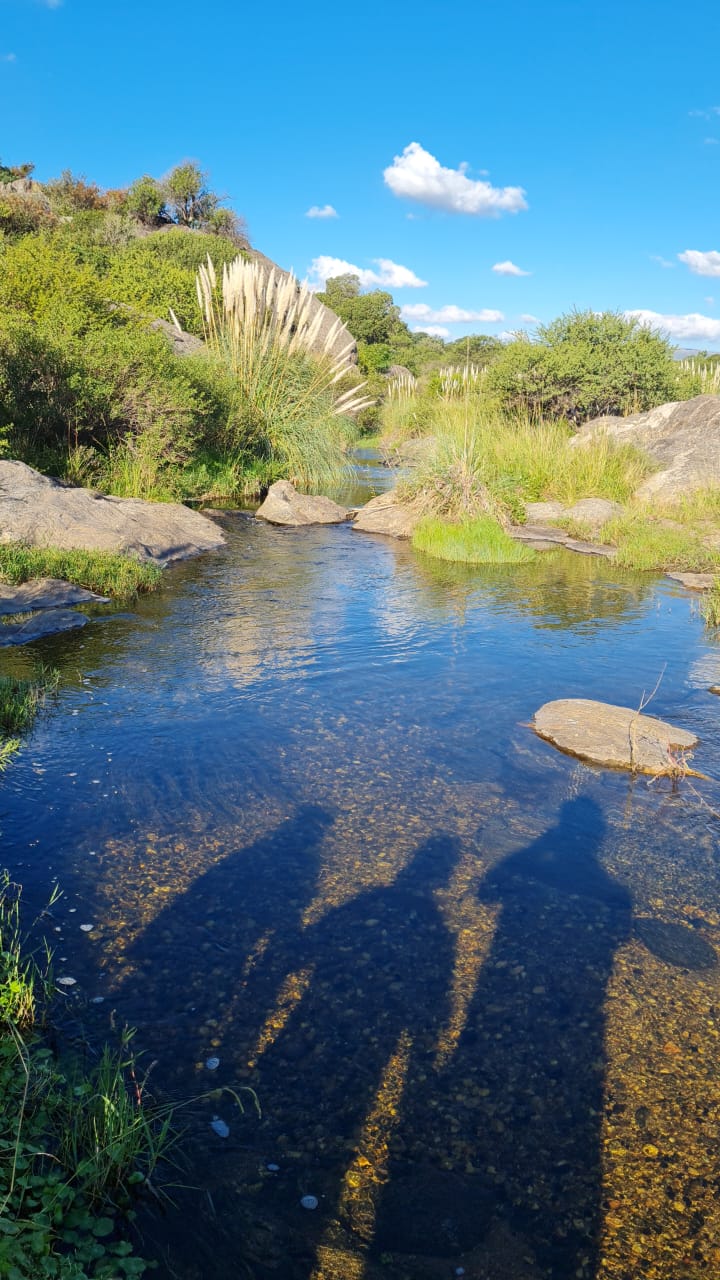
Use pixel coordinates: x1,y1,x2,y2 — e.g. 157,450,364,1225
2,0,720,347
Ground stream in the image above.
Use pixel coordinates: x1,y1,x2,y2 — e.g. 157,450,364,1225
2,452,720,1280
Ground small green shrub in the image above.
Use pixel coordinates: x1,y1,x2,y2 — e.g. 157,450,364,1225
412,515,536,564
701,581,720,627
601,513,720,572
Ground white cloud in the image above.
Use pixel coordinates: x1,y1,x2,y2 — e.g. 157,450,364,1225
650,254,675,269
627,309,720,344
383,142,528,217
401,303,504,325
520,313,540,324
492,260,531,277
678,249,720,277
412,325,450,338
307,255,427,291
0,53,17,62
690,106,720,120
305,204,338,219
705,296,715,307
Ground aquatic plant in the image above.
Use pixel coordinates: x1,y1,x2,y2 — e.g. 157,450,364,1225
0,543,161,598
412,515,536,564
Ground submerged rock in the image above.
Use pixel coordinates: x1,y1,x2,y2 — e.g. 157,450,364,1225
0,608,88,647
0,460,225,565
635,918,718,970
0,578,109,616
255,481,351,527
532,698,698,775
352,490,420,538
666,571,716,591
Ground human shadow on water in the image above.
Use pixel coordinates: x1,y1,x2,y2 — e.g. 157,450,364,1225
109,803,333,1075
425,796,632,1280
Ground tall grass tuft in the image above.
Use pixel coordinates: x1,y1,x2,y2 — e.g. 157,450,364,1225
196,255,372,489
0,543,161,597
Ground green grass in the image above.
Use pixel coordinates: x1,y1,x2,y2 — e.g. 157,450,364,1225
701,581,720,627
0,544,161,598
393,400,652,521
0,874,175,1278
0,669,59,771
601,513,720,572
412,515,536,565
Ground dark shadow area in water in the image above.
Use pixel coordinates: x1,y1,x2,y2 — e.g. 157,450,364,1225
420,797,633,1279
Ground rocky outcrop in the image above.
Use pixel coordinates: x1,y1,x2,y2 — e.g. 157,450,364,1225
525,497,623,533
255,481,351,527
532,698,699,775
0,461,225,565
0,579,109,615
510,524,616,557
574,395,720,500
0,608,88,647
352,491,421,539
149,318,205,358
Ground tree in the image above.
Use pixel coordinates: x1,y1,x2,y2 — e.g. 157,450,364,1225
317,276,404,345
44,170,104,214
125,175,166,225
163,162,219,228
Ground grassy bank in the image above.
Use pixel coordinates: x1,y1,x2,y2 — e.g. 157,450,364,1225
0,668,59,769
413,515,536,564
0,544,161,598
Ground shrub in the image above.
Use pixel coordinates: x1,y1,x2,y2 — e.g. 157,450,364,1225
125,174,166,225
44,169,105,214
106,229,241,333
485,310,678,423
0,192,56,239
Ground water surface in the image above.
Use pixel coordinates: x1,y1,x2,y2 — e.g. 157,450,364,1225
2,488,720,1280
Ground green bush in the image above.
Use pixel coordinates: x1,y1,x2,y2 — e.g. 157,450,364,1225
485,310,678,423
106,229,240,333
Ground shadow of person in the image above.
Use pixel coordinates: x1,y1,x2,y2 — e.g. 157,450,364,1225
243,833,459,1271
446,796,632,1280
108,803,333,1079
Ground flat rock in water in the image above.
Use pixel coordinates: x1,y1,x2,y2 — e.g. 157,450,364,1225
0,578,110,616
666,571,716,591
0,608,88,647
352,489,420,538
255,481,351,527
532,698,698,775
635,918,717,970
509,524,616,558
0,460,225,565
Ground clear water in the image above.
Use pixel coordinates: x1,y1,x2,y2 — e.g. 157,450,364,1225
2,465,720,1280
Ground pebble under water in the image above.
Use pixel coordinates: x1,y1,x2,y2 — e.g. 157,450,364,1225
2,467,720,1280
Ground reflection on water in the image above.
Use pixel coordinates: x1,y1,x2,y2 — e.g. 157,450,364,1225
2,510,720,1280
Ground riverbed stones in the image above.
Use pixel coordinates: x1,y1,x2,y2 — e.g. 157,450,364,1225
635,918,718,970
255,481,351,526
0,578,110,615
0,461,225,564
0,608,89,646
352,490,420,538
532,698,698,775
574,394,720,500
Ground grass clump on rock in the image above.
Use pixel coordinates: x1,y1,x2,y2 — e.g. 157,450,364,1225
600,513,720,573
0,668,58,769
0,544,161,598
412,515,536,565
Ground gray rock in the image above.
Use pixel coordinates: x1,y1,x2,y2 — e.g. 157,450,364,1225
562,497,624,528
0,608,88,647
0,578,109,616
532,698,699,775
509,524,616,558
255,481,351,527
524,501,566,524
0,461,225,565
352,490,420,539
149,317,205,358
574,394,720,500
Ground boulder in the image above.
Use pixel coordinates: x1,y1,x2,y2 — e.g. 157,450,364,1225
0,461,225,565
0,578,109,616
255,481,351,526
574,395,720,501
532,698,698,775
0,608,88,647
524,501,566,524
352,490,421,539
561,497,624,528
149,317,205,358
